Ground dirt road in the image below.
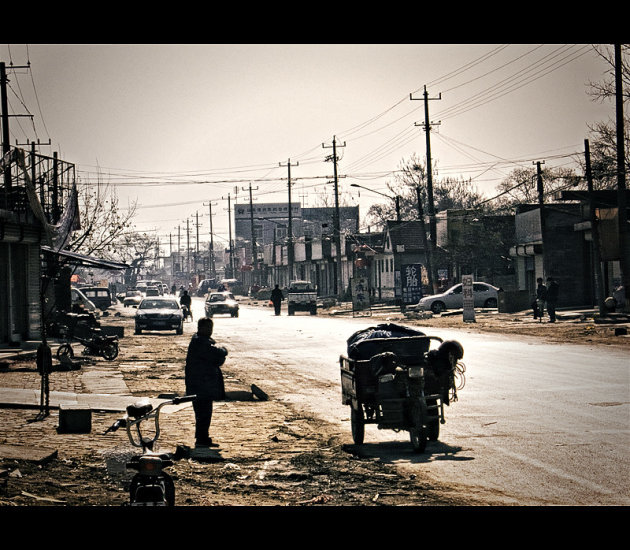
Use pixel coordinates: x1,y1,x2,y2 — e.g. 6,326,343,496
1,300,627,507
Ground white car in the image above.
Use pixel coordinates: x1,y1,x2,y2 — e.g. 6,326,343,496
135,297,184,335
415,282,499,314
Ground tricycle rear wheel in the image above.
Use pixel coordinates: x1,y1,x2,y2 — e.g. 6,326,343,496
351,406,365,445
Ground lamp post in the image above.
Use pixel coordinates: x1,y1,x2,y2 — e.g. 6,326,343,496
351,184,401,221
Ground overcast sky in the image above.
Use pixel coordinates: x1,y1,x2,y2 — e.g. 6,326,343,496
1,43,616,252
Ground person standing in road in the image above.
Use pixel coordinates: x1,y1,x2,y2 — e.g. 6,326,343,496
270,284,284,316
546,276,559,323
185,317,228,447
534,277,547,321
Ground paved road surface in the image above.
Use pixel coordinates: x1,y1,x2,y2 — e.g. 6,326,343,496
203,298,630,506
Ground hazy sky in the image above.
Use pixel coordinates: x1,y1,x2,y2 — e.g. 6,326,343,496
1,44,616,253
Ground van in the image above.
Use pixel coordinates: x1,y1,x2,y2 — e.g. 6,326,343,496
71,287,97,312
80,286,113,310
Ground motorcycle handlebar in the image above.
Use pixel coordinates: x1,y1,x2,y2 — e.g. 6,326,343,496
172,395,196,405
103,395,195,438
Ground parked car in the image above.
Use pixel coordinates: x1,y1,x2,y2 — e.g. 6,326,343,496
123,290,143,308
79,286,113,310
135,297,184,334
135,282,148,296
414,282,500,314
205,292,239,318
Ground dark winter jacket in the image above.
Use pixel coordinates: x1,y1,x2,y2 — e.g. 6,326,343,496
185,334,227,400
546,280,559,303
270,287,284,304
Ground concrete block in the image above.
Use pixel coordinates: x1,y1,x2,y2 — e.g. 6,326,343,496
58,404,92,433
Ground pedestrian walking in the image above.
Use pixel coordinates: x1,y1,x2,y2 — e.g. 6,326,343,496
270,284,284,316
546,276,559,323
534,277,547,322
185,317,228,447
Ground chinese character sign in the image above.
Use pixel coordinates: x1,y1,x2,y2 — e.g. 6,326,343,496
352,277,371,313
401,264,423,305
462,274,475,322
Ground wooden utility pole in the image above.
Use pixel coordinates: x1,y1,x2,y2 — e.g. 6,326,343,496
411,86,441,291
279,159,298,282
323,136,346,297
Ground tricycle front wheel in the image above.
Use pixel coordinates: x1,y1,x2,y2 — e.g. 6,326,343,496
351,406,365,445
409,401,428,453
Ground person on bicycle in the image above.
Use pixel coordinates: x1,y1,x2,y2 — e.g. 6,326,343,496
180,290,192,320
184,317,228,447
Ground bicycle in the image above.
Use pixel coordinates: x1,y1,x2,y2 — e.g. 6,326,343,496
104,394,196,506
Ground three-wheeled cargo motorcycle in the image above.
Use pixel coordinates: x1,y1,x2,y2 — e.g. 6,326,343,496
340,323,465,453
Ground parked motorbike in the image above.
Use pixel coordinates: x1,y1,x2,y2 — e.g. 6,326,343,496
104,395,196,506
57,330,119,361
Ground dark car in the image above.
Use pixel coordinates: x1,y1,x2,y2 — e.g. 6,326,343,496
204,292,239,318
197,278,216,297
135,297,184,334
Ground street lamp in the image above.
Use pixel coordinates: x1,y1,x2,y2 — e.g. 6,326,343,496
351,184,401,221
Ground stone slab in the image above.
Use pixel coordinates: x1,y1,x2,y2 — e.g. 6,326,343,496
0,444,58,464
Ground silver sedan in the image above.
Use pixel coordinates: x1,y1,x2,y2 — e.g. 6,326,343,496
414,282,499,314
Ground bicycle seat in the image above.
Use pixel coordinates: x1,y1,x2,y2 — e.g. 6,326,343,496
126,399,153,419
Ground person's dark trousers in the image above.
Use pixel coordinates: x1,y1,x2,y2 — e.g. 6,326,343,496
193,396,213,442
274,303,281,315
547,303,556,322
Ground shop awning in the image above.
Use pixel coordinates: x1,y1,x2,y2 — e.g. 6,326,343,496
41,245,129,270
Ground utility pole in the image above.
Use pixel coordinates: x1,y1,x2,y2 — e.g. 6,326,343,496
243,182,259,286
186,218,191,277
535,160,546,276
584,139,606,315
169,233,175,279
177,225,181,275
411,86,441,291
323,136,346,297
415,186,434,293
190,211,202,276
203,201,217,280
1,62,12,209
222,193,234,278
614,44,629,312
1,62,33,209
279,159,298,282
